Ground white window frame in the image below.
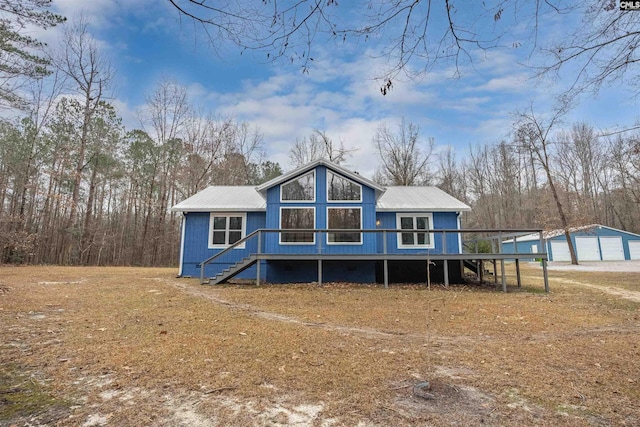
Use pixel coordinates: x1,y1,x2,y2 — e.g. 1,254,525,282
326,170,362,203
396,213,434,249
279,206,316,245
280,170,316,203
208,213,246,249
326,207,363,245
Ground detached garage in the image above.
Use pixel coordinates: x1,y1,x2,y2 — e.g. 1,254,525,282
502,224,640,262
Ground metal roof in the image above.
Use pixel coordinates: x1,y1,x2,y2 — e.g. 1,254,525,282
376,186,471,212
171,186,266,212
505,224,640,242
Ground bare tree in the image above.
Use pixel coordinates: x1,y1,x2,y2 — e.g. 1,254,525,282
514,103,578,265
539,2,640,98
288,129,352,168
53,16,114,263
373,118,434,185
166,1,567,91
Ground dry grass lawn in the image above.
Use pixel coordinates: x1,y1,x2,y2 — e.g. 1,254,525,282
1,264,639,426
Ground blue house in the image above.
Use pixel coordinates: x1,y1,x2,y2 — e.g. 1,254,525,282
172,159,471,285
501,224,640,262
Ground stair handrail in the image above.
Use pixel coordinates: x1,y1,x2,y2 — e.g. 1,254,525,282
199,229,261,284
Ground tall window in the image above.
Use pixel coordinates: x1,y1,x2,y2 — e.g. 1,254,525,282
397,214,433,248
209,214,245,248
327,208,362,244
327,171,361,202
280,207,315,244
281,171,315,202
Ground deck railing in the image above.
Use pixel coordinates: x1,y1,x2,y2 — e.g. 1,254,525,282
198,228,549,290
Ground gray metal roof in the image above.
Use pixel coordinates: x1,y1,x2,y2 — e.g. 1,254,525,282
504,224,640,242
171,186,266,212
376,186,471,212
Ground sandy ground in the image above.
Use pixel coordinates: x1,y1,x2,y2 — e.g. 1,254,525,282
543,260,640,272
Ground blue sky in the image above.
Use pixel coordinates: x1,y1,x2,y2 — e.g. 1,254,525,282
45,0,640,178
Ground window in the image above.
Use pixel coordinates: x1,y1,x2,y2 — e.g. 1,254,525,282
327,171,361,202
209,214,245,248
397,214,433,248
280,207,315,244
281,171,315,202
327,208,362,244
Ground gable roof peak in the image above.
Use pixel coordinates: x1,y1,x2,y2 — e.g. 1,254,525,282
255,158,386,198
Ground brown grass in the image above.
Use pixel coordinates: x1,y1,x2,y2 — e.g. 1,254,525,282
1,264,639,426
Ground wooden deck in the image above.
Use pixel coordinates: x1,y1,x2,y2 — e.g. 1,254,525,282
199,228,550,292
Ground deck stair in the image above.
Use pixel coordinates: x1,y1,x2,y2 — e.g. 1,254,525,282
205,255,258,285
463,259,493,276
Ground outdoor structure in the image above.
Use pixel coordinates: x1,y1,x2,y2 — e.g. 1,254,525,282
172,159,550,290
502,224,640,262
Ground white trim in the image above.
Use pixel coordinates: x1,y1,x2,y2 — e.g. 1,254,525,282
208,213,246,249
178,213,186,276
326,170,363,203
326,206,363,245
279,206,316,245
280,170,316,203
396,213,435,249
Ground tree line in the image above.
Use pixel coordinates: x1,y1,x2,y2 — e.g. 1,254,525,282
2,84,639,266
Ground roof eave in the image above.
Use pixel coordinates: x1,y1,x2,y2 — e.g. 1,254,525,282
171,207,266,213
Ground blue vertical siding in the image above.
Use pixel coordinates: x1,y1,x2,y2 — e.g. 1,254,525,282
376,211,461,254
264,165,378,255
180,211,266,279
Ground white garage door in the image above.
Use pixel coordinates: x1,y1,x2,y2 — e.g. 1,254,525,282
599,236,625,261
629,240,640,260
550,240,571,261
576,237,601,261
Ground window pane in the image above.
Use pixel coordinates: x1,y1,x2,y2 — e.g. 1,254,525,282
213,217,227,229
328,208,361,243
416,217,428,230
327,171,361,201
400,217,413,230
212,231,226,245
401,232,414,245
229,216,242,230
281,208,314,243
417,233,427,245
281,172,314,201
228,231,242,244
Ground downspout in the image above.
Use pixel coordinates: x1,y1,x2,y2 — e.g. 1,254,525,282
178,213,186,277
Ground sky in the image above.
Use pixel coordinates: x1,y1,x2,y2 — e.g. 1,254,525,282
39,0,640,179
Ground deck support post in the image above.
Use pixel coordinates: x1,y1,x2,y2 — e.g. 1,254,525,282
443,259,449,287
383,230,388,288
318,259,323,286
256,259,261,286
542,258,549,293
383,259,389,289
256,230,262,286
515,259,521,288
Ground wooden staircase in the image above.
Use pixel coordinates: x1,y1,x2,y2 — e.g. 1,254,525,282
205,255,258,285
